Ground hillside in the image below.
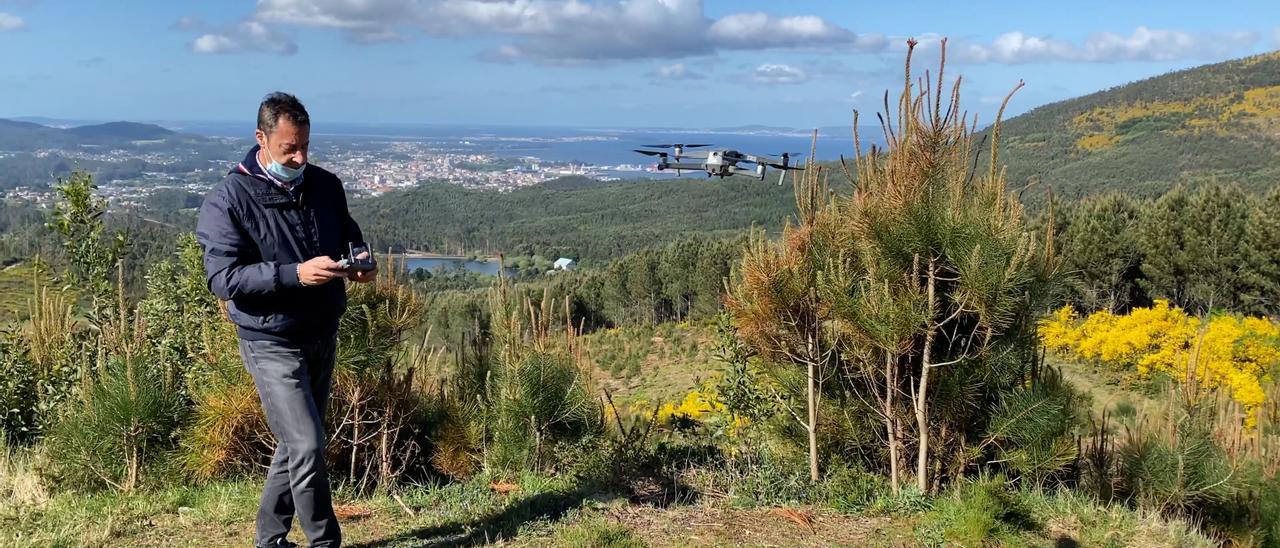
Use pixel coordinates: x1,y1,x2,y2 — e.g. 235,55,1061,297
64,121,175,141
998,50,1280,201
0,119,234,189
0,119,183,150
352,174,822,263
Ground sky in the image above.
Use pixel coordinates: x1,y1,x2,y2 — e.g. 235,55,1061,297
1,0,1278,129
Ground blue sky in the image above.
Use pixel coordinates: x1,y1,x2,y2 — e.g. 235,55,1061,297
1,0,1278,129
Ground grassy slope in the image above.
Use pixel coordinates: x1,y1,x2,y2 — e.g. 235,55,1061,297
0,264,31,322
580,323,717,407
997,50,1280,203
351,175,814,263
0,263,65,324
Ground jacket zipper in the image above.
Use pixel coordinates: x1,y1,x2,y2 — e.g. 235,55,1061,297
296,187,323,259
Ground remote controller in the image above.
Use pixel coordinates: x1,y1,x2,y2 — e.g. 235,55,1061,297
342,242,377,273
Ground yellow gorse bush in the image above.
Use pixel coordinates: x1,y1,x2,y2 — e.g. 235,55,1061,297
1040,300,1280,426
1068,80,1280,151
656,389,724,424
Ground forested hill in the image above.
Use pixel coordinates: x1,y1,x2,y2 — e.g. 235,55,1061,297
0,120,181,150
997,50,1280,201
350,175,814,263
0,119,234,190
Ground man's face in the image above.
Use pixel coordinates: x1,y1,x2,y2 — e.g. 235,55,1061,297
255,116,310,168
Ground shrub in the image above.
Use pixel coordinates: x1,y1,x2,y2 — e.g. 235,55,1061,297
137,233,221,402
0,275,84,443
979,366,1086,487
179,363,271,481
0,330,39,442
816,461,889,512
42,356,183,492
432,283,603,478
1041,301,1280,426
720,444,813,507
1113,408,1238,515
917,475,1035,547
181,261,443,491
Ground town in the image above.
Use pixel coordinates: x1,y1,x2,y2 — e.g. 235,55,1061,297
1,138,653,208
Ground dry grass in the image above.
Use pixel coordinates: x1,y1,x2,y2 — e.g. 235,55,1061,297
0,441,47,508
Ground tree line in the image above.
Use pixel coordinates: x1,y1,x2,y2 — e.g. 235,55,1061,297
1044,183,1280,316
415,236,743,348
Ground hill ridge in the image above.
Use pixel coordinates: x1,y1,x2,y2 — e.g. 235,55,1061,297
997,50,1280,200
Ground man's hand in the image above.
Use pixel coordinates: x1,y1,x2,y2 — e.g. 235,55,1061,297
298,256,346,286
348,251,378,283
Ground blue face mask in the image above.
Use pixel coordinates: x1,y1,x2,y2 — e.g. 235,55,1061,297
265,147,306,182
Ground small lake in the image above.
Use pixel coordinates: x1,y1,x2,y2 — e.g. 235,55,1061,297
402,256,505,276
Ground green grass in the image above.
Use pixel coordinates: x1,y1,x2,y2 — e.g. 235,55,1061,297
0,470,598,547
541,513,646,548
0,449,1218,548
1016,488,1215,548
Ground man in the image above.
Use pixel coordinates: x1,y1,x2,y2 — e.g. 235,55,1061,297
197,92,375,548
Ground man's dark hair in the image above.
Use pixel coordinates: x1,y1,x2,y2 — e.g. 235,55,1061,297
257,92,310,135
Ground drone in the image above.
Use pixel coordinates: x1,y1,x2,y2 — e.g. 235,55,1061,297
634,143,804,185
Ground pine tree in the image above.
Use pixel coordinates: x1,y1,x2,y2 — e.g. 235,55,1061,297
1183,185,1251,312
1139,186,1194,308
1059,193,1147,312
730,39,1057,491
1240,187,1280,315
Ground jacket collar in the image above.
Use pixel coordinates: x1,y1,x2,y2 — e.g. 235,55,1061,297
234,144,305,193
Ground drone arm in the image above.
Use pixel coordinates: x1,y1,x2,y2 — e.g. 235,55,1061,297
664,162,707,171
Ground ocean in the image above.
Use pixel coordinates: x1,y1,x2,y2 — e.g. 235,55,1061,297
172,122,883,166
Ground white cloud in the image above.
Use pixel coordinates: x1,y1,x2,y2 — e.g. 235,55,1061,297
176,2,1265,67
0,12,25,31
1273,27,1280,48
181,0,868,62
255,0,415,42
651,63,703,81
707,13,863,49
190,20,298,55
753,63,806,85
429,1,886,62
427,0,716,62
941,27,1260,64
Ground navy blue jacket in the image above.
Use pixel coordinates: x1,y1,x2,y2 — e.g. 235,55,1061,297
196,146,363,342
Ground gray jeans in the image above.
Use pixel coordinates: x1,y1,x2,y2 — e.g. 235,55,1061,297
239,336,342,548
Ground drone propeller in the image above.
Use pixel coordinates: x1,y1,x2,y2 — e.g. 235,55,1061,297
771,152,805,186
772,152,804,167
633,149,668,157
643,143,712,149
